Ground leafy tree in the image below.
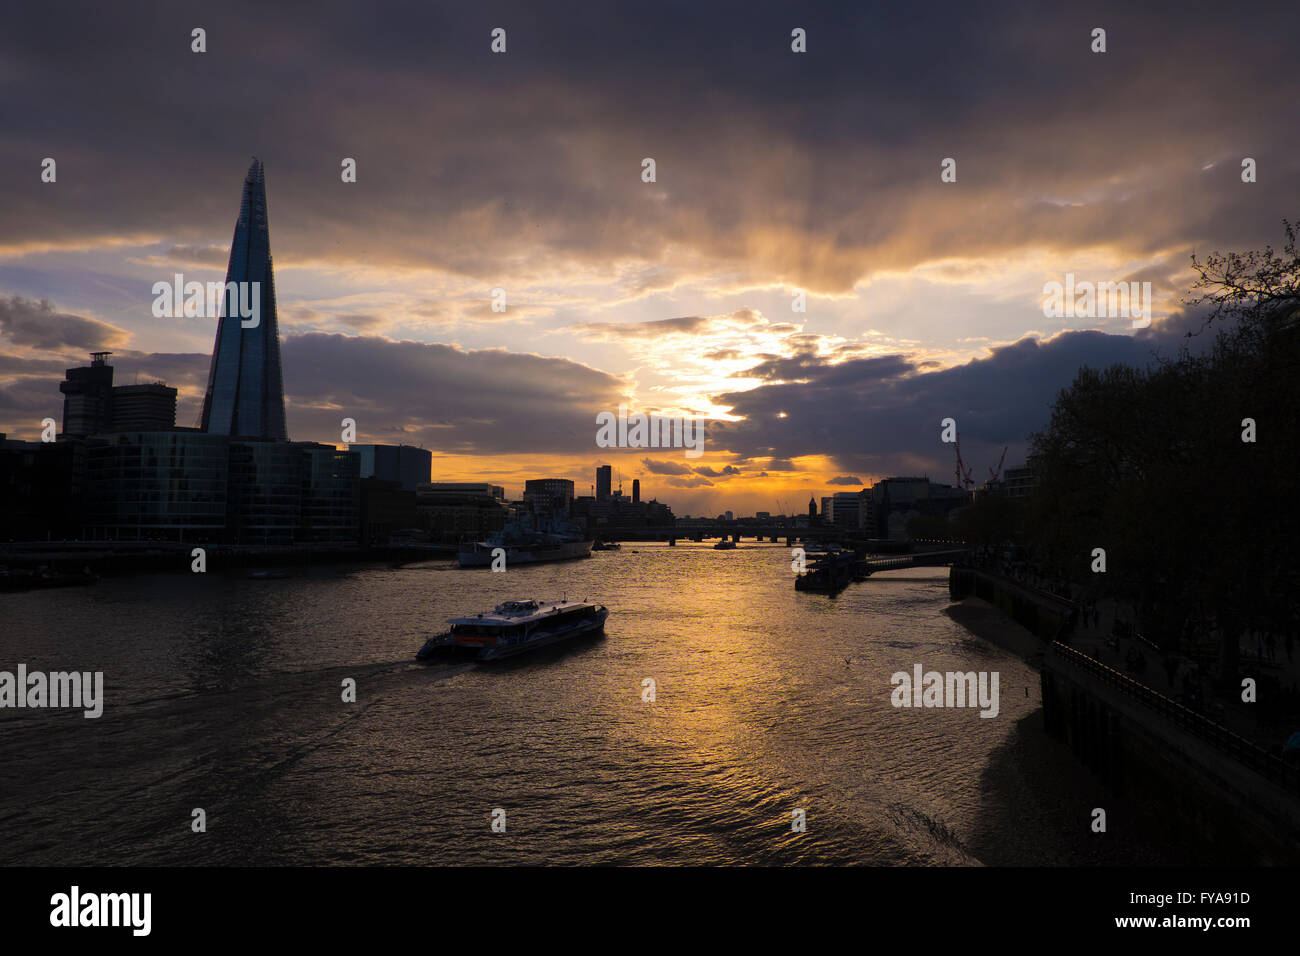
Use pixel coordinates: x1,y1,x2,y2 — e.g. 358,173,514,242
1026,220,1300,685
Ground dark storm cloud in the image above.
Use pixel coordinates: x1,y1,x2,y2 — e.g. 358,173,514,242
827,475,863,486
280,333,623,455
0,296,129,351
0,355,67,375
0,376,60,418
709,327,1176,478
2,1,1294,290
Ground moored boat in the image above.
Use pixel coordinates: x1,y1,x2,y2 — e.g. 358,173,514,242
458,512,593,567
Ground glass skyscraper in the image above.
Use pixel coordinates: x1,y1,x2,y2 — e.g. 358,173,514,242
199,158,289,440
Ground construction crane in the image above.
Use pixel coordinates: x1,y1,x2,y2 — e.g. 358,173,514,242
954,434,1009,492
953,434,975,490
987,446,1008,484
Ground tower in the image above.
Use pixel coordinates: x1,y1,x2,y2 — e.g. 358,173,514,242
59,352,115,437
199,158,288,440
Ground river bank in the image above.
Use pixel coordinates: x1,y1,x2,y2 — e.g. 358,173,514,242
944,595,1188,864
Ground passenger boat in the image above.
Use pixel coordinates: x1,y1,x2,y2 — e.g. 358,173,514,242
415,630,454,661
713,539,736,550
423,599,609,661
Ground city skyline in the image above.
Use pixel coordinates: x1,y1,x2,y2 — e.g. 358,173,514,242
1,2,1297,516
3,0,1299,912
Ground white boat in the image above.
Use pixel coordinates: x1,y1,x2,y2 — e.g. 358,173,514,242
458,512,593,567
444,599,609,660
458,537,593,566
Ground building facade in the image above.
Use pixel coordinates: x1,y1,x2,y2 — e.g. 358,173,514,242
523,478,575,514
351,443,431,492
199,158,289,440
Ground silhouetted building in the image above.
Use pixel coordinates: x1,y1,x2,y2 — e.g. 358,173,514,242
1000,465,1037,499
867,476,967,540
298,444,361,543
60,354,181,438
632,478,640,504
351,443,431,492
416,482,507,541
110,384,177,432
830,491,864,529
808,496,817,517
85,435,360,545
199,158,289,440
87,432,231,542
59,352,115,438
596,465,612,501
524,478,574,514
0,434,87,539
571,491,675,536
359,477,418,546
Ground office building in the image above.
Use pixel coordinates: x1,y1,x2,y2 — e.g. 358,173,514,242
524,478,575,514
59,352,115,438
110,384,177,431
199,158,289,440
351,443,431,492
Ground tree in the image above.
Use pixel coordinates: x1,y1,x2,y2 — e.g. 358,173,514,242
1027,220,1300,685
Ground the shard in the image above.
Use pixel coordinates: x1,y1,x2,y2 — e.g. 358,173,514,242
199,158,289,440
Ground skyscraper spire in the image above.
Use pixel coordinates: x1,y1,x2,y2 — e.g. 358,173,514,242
199,157,288,440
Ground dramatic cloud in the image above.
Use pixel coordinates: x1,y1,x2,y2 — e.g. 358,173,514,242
572,317,713,341
707,328,1171,481
0,296,129,352
694,464,741,477
278,334,625,456
640,457,694,476
2,0,1295,515
4,2,1294,292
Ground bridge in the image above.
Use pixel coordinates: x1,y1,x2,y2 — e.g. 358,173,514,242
608,525,967,553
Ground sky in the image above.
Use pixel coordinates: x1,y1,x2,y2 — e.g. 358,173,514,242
2,0,1297,515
